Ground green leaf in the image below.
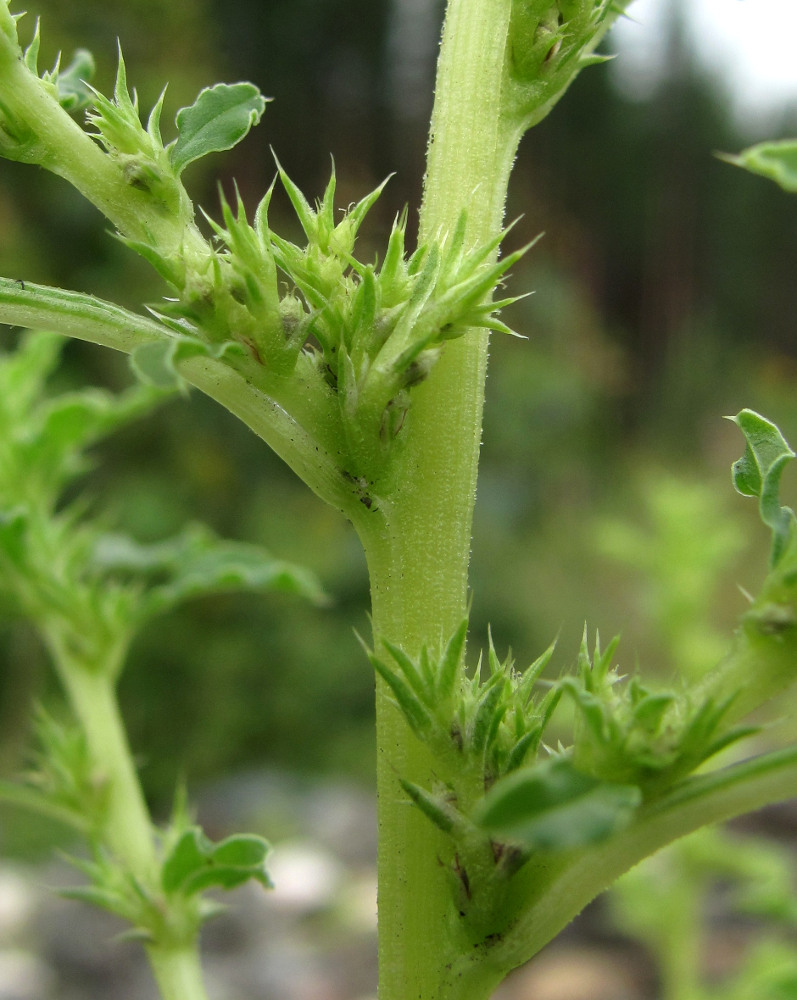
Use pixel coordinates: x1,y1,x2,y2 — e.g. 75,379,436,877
0,507,28,569
474,756,641,851
728,409,796,564
129,336,246,391
720,140,797,193
90,523,326,618
369,650,435,739
35,384,166,478
161,827,271,896
170,83,269,175
436,617,469,702
53,48,95,112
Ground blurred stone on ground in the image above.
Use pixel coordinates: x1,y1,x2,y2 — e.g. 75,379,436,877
495,943,647,1000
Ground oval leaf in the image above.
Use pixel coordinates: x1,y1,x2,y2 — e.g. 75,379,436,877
474,756,641,851
729,409,796,565
170,82,268,175
161,827,212,894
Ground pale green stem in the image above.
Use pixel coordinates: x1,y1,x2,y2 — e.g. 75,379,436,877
655,870,704,1000
0,36,204,257
354,1,525,997
0,278,353,512
44,633,158,878
43,635,209,1000
480,744,797,977
146,945,211,1000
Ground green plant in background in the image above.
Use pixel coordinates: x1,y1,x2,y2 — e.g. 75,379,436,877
4,3,797,999
0,330,325,999
594,467,746,676
610,826,797,1000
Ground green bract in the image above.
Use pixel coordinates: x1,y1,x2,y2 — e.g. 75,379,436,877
729,408,796,566
721,139,797,193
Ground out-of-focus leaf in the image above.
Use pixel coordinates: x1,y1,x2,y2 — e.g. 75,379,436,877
721,140,797,193
53,48,95,111
91,523,326,618
161,827,271,896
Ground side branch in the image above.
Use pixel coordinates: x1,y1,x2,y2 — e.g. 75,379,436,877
486,744,797,975
0,278,355,512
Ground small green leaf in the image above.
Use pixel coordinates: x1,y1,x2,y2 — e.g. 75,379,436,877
728,409,796,565
437,617,469,702
474,756,641,851
130,336,245,391
470,680,506,756
369,650,435,739
381,638,431,705
161,827,210,894
399,779,465,836
53,48,95,112
170,83,269,175
720,140,797,193
162,827,271,896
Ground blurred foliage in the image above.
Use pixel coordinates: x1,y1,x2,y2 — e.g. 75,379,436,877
2,0,797,831
610,826,797,1000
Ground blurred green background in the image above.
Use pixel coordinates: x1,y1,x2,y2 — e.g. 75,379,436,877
2,0,797,818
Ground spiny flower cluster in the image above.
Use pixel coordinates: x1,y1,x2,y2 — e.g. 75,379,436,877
507,0,631,121
561,630,755,793
1,9,530,490
151,168,530,478
76,49,528,481
370,620,757,876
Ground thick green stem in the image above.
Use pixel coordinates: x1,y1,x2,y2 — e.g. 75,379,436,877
0,34,204,257
355,1,525,997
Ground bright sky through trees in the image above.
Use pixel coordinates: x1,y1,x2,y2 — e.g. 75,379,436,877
613,0,797,122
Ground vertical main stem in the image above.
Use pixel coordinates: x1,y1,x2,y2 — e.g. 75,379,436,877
356,1,524,996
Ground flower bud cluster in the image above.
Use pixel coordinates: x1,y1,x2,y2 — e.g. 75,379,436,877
369,615,760,926
86,54,191,221
560,630,753,794
506,0,630,125
153,162,529,482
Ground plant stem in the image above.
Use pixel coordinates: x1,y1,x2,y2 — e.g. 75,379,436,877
486,744,797,975
0,35,203,257
355,1,526,996
46,636,158,878
146,944,211,1000
0,278,352,512
44,635,209,1000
